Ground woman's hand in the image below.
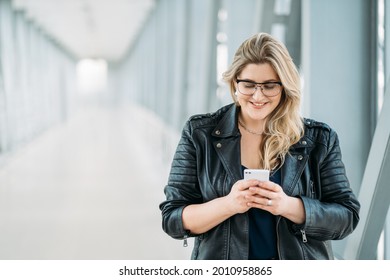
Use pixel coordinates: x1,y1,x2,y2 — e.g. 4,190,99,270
225,179,260,215
182,179,260,234
245,181,306,224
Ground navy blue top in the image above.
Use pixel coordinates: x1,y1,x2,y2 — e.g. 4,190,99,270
242,166,281,260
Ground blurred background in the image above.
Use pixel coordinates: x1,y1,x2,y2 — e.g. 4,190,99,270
0,0,389,260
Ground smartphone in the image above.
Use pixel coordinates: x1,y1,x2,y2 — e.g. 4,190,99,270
244,169,270,181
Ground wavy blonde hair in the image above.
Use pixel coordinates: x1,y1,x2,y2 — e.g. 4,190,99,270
222,33,304,170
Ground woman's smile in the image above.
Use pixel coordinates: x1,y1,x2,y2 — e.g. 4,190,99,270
250,101,268,108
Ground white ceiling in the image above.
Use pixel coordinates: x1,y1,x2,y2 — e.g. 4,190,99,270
11,0,156,62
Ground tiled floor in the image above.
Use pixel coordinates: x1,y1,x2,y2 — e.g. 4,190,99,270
0,104,191,260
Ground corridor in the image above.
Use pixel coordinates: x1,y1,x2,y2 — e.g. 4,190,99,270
1,0,389,262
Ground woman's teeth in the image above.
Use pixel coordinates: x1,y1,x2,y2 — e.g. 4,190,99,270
253,102,265,106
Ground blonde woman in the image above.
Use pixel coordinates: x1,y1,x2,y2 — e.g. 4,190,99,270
160,33,360,260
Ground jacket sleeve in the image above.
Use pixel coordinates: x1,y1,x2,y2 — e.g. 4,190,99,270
297,129,360,241
159,120,203,239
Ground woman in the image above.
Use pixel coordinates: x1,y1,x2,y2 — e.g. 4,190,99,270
159,33,360,260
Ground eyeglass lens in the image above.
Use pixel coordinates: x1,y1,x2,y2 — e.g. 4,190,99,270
237,81,281,96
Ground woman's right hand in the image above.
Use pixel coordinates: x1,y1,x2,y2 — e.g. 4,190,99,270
182,179,259,234
225,179,259,214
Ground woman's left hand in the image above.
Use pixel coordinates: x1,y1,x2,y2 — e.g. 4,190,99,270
245,181,306,224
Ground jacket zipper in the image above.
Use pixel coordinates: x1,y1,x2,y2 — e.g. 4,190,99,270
183,233,188,247
300,229,308,243
276,217,282,258
310,180,315,197
223,173,231,259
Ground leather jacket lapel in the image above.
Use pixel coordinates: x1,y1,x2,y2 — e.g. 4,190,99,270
212,105,242,185
281,148,308,196
213,137,242,184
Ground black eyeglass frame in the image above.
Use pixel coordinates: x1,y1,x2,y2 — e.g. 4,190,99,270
236,79,283,97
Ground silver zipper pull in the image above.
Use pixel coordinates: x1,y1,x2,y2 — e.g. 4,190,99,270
300,229,307,243
183,234,188,247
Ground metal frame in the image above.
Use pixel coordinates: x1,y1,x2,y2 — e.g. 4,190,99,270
343,76,390,259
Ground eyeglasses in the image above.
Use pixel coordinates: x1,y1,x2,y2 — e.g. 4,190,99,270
236,79,283,97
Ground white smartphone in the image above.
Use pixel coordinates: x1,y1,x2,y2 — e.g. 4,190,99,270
244,169,270,181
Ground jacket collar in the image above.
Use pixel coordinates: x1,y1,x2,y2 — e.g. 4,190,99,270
211,104,241,138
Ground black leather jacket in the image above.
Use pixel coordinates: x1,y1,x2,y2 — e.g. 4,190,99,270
160,103,360,259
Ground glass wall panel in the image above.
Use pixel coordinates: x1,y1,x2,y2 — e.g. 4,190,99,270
0,0,78,155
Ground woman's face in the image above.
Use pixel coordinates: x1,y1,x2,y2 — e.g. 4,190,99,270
235,63,282,124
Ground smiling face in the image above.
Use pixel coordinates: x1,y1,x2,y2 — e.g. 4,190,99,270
235,63,282,128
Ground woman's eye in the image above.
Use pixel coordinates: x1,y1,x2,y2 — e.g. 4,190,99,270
263,83,276,90
243,83,256,88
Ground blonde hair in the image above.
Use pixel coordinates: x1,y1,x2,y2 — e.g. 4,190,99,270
222,33,304,170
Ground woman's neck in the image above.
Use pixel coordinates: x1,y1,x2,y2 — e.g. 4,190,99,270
238,113,266,135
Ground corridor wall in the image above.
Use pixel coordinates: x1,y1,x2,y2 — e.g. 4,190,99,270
0,0,78,155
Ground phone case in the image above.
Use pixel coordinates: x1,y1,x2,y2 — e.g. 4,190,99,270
244,169,270,181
